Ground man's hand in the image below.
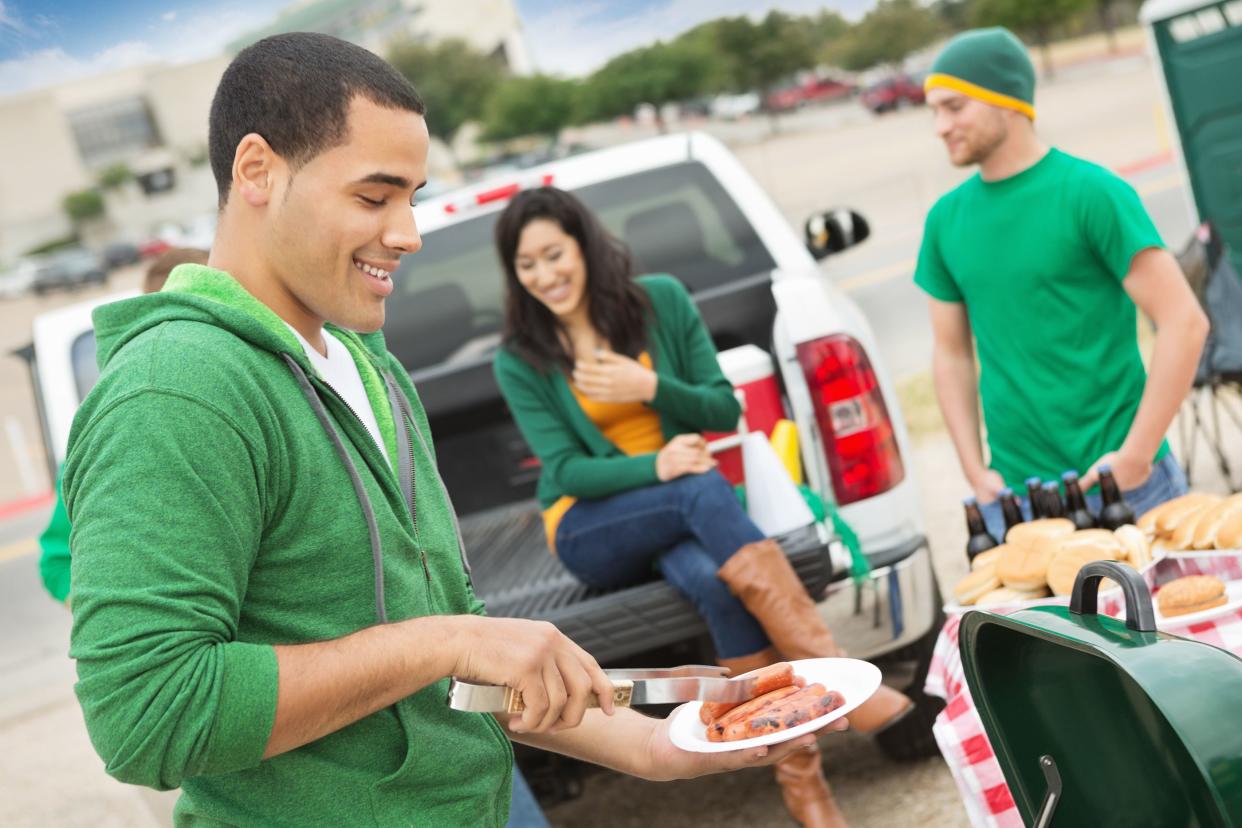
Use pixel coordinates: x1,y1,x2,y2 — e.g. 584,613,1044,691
969,468,1006,505
639,705,851,782
1080,450,1152,492
572,351,658,404
451,616,617,735
656,434,716,481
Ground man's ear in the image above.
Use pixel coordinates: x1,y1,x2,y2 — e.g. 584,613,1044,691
232,133,279,208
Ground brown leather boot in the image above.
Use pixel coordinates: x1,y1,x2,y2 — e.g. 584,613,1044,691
774,741,849,827
718,539,913,734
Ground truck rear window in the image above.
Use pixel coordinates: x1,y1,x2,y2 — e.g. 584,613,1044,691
385,161,776,372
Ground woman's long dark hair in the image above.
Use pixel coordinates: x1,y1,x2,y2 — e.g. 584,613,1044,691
495,187,650,373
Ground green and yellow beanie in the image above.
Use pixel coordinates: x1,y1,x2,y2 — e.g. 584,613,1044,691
924,27,1036,120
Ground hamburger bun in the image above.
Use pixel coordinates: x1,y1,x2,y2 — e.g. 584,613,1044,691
1058,529,1123,561
954,566,1001,606
1192,494,1242,549
1157,575,1227,618
1005,518,1075,550
971,545,1005,571
1046,547,1100,597
1114,524,1152,569
976,586,1050,607
996,543,1054,591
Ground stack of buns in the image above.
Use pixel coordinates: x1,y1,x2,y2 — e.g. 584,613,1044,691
952,518,1155,606
1138,492,1242,551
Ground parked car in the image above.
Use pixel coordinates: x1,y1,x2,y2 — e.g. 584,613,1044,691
30,248,106,294
21,131,942,804
102,242,141,270
137,236,173,259
710,91,762,120
861,75,926,113
766,77,854,112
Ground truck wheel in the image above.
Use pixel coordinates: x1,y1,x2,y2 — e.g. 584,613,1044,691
875,575,946,762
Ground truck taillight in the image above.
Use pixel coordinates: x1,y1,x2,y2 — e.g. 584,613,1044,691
796,334,904,505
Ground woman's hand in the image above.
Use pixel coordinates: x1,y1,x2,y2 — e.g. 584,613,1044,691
572,351,658,404
656,434,716,481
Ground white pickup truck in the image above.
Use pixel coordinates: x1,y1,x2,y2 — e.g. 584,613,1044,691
22,130,943,802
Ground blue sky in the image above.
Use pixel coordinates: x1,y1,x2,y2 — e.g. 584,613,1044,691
0,0,875,97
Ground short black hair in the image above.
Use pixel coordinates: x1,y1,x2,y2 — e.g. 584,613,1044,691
208,32,425,206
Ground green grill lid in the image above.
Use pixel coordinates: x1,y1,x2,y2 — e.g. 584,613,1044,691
959,561,1242,827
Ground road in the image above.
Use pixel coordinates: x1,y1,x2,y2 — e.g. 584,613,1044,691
0,50,1207,827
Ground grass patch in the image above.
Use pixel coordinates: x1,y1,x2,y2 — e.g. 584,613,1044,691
895,371,945,443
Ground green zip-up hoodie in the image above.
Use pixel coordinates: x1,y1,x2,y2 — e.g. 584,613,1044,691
63,264,512,826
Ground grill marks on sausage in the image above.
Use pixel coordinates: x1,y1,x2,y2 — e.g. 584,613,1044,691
700,661,845,743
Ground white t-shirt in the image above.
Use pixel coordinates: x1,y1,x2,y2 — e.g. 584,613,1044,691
285,323,390,467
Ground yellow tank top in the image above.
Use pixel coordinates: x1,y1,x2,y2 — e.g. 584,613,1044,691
543,352,664,549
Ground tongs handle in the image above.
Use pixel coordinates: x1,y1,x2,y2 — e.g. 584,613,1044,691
604,664,730,680
504,681,634,714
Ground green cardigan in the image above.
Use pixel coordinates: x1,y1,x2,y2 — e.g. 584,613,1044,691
493,274,742,509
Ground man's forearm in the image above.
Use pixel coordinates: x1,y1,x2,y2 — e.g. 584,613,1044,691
933,348,987,481
264,615,464,759
510,708,657,779
1120,314,1209,462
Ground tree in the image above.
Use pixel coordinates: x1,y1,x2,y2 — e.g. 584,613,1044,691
482,75,578,143
388,38,504,153
579,39,724,130
63,189,105,223
97,163,133,190
971,0,1093,77
828,0,943,72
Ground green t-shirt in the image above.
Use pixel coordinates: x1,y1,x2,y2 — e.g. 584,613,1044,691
914,148,1168,490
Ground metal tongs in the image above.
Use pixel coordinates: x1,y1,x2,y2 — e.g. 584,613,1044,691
447,664,757,713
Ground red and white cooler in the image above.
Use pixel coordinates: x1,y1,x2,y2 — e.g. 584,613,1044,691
707,345,786,485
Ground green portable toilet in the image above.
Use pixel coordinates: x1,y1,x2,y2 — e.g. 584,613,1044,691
1142,0,1242,277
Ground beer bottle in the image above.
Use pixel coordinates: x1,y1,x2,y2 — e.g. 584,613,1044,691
999,487,1025,539
1061,470,1097,530
963,496,998,563
1097,465,1136,530
1042,481,1066,519
1025,477,1045,520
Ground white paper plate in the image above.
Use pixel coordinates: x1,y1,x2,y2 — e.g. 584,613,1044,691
1147,579,1242,629
667,658,881,753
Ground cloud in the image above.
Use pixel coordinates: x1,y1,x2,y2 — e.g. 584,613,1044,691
0,0,33,37
521,0,874,77
162,11,178,23
0,40,160,96
0,5,276,97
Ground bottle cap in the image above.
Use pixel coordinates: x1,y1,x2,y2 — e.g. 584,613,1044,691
1098,463,1112,474
962,495,978,506
1061,470,1079,482
1024,476,1041,486
999,487,1013,497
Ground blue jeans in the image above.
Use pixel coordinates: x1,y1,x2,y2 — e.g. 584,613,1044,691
505,768,548,828
978,452,1189,541
555,471,771,659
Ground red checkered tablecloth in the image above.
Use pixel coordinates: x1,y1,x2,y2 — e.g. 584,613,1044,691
924,552,1242,827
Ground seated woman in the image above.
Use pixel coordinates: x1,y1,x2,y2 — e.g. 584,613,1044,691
492,187,912,828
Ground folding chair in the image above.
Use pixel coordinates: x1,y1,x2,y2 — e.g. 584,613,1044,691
1174,222,1242,492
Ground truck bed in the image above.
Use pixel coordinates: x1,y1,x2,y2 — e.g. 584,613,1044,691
461,502,835,663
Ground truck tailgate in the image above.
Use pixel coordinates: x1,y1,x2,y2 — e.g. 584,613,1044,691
461,503,834,663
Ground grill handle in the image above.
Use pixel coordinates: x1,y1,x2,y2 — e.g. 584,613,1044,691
1069,560,1157,633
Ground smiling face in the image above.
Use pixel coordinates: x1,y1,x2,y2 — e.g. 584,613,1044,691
256,96,428,335
513,218,589,322
927,88,1009,168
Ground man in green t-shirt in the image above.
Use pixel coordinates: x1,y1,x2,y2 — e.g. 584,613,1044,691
914,27,1208,539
